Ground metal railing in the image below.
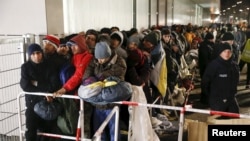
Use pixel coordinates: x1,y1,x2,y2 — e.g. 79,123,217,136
114,100,250,141
17,92,120,141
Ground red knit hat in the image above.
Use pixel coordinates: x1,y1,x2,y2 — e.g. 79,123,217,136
43,35,60,48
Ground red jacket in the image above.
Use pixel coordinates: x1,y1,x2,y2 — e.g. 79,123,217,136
63,35,93,92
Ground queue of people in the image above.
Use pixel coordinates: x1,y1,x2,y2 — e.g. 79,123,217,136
20,23,250,141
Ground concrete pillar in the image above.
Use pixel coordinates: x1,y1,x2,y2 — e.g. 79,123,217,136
45,0,64,36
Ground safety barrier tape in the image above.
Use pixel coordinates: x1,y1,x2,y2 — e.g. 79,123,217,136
113,101,250,119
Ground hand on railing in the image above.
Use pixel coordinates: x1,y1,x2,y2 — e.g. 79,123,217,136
45,96,54,102
53,87,66,98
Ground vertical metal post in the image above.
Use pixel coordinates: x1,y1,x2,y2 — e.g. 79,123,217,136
156,0,159,26
178,109,184,141
132,0,137,28
17,93,24,141
148,0,151,29
165,0,168,26
114,106,119,141
22,34,35,62
92,106,120,141
80,100,84,141
171,0,174,25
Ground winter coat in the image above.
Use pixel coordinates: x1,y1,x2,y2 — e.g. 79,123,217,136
63,35,93,92
125,49,152,102
83,51,127,81
44,52,68,74
111,31,128,60
201,56,240,107
163,41,180,93
83,51,127,107
20,60,61,107
198,40,215,77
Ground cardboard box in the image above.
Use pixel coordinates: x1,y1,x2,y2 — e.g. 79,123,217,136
185,115,250,141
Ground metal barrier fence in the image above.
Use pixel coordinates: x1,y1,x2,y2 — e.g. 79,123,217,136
15,92,250,141
113,101,250,141
0,35,26,141
17,92,120,141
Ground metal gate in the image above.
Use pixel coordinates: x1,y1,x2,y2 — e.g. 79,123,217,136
0,34,36,141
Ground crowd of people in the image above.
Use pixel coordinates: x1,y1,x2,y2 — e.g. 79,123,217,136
20,22,250,141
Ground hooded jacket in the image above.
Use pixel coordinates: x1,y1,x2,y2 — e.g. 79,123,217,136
63,35,93,92
110,31,128,59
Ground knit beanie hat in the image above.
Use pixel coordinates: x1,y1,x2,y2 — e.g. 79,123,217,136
95,42,112,59
222,32,234,41
43,35,60,48
144,32,158,46
218,43,232,55
28,43,43,56
127,35,140,46
205,32,214,40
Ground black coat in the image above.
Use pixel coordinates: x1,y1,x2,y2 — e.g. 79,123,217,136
201,56,240,111
125,55,152,103
20,60,61,107
198,40,214,78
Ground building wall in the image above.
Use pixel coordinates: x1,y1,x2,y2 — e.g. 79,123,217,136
0,0,64,35
0,0,212,35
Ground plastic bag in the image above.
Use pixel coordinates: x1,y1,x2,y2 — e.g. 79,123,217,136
241,39,250,63
128,85,160,141
78,81,103,99
34,99,63,120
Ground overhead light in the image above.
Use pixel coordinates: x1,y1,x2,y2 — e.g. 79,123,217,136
239,9,243,12
232,5,236,7
227,7,230,10
237,1,242,4
247,8,250,10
